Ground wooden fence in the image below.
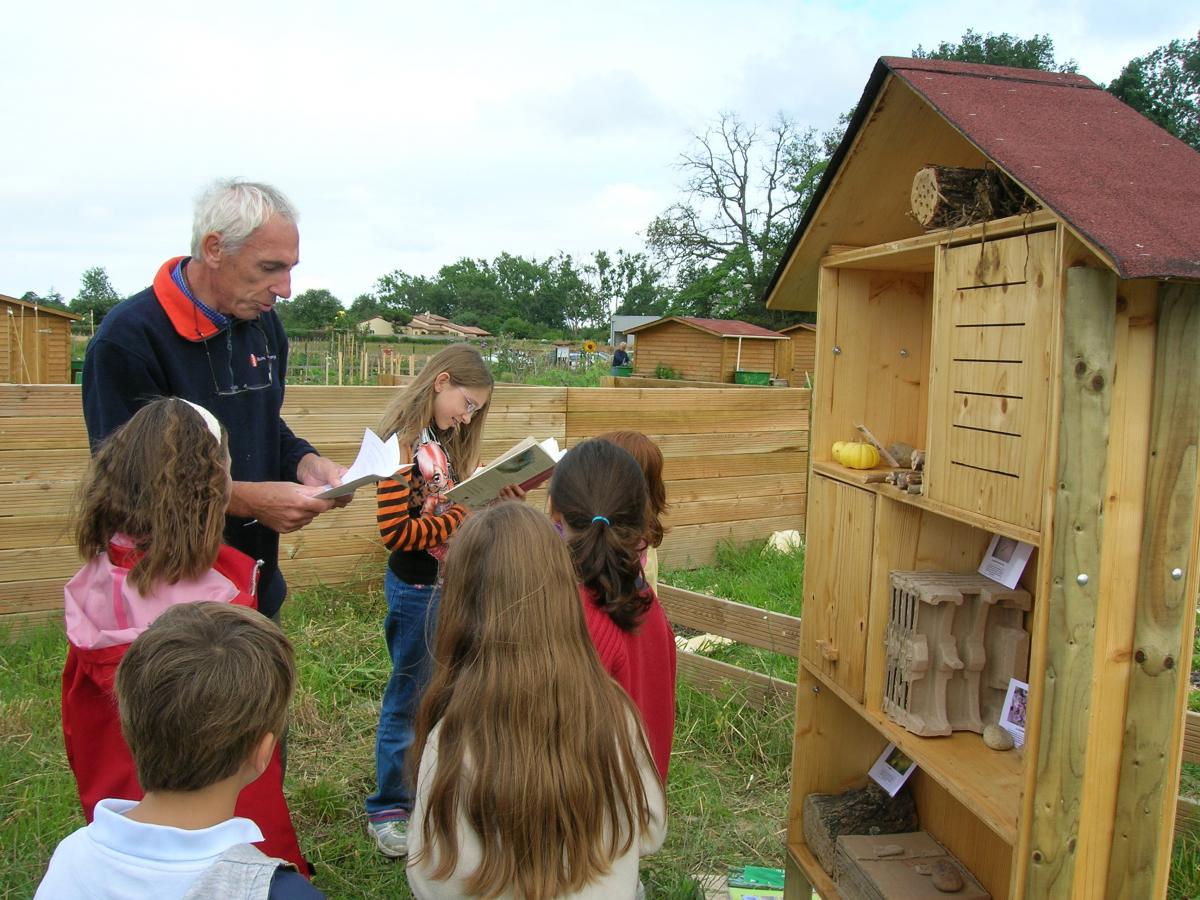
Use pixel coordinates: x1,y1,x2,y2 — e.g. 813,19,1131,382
658,583,1200,840
0,383,809,634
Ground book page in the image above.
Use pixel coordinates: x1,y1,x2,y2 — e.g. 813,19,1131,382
315,429,410,500
445,436,564,509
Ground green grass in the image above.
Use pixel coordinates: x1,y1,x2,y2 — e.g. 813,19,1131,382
514,359,610,387
0,576,792,899
4,547,1197,898
662,540,805,683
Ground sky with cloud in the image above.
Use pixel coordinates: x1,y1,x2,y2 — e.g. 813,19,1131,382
2,0,1194,304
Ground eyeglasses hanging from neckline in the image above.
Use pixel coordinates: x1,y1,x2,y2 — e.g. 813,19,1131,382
203,321,277,397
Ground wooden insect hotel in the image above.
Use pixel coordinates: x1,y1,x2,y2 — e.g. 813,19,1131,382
764,57,1200,898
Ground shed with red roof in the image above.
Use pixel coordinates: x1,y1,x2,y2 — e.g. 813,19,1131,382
623,315,788,383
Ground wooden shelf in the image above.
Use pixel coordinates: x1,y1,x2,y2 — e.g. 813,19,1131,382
787,840,841,899
811,461,1042,547
802,659,1022,845
820,209,1057,272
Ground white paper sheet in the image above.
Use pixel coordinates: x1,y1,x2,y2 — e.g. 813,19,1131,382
315,429,409,499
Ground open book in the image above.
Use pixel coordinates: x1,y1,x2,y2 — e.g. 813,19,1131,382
445,436,565,509
315,428,412,500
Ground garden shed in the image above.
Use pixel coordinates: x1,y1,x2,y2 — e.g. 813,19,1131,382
0,294,80,384
776,322,816,387
764,56,1200,899
624,315,788,383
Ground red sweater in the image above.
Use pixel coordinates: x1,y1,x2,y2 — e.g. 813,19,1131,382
61,543,310,875
580,586,677,783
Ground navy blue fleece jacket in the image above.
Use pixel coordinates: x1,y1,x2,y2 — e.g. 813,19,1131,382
81,257,317,618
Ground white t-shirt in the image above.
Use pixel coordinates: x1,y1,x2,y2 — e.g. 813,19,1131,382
407,716,666,900
35,798,265,899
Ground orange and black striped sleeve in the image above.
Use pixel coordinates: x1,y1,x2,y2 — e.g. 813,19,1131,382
376,474,468,553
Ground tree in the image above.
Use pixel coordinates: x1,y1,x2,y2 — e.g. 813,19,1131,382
587,249,666,317
70,267,122,324
276,288,343,331
646,112,816,322
912,29,1077,72
348,292,384,328
21,289,68,311
1107,33,1200,150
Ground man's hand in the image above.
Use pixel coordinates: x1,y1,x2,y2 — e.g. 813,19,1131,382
229,481,336,534
297,453,353,508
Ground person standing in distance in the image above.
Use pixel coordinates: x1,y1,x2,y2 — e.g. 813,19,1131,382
82,179,349,621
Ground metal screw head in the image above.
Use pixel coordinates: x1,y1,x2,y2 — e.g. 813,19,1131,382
832,345,842,356
1171,567,1184,581
1076,573,1089,586
900,348,910,358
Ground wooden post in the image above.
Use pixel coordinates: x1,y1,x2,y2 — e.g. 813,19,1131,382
409,354,415,376
1023,267,1116,898
1105,282,1200,897
337,351,343,386
324,353,330,385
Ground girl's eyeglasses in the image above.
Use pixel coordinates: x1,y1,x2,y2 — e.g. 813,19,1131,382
457,386,479,416
204,322,276,397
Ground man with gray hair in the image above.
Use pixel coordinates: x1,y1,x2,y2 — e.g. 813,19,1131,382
83,178,349,620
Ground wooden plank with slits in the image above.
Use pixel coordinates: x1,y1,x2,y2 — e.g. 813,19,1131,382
952,393,1025,435
927,231,1056,532
950,322,1029,361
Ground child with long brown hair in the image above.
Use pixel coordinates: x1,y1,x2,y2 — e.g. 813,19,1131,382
407,502,666,899
366,343,497,858
597,430,668,596
60,397,309,874
548,438,678,784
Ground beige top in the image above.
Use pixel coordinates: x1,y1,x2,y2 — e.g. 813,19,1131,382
642,545,660,598
407,716,666,900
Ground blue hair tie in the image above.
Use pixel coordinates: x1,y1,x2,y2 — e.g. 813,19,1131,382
592,516,610,526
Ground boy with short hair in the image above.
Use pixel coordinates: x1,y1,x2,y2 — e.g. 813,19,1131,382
36,602,323,899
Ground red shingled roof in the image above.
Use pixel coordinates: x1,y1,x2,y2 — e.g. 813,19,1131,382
628,316,786,339
882,56,1200,281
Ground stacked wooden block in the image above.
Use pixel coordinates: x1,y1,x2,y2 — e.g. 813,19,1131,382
884,572,1030,737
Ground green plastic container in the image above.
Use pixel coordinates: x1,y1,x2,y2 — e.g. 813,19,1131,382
612,365,633,377
733,370,770,385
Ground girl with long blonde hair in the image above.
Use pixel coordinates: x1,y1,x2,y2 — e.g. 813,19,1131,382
61,397,309,874
366,343,497,858
407,502,666,899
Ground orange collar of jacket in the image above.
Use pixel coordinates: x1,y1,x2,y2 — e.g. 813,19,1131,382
152,256,223,342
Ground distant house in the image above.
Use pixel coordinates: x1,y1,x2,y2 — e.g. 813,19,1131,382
610,314,661,349
360,316,395,337
624,316,788,383
402,312,491,338
0,294,81,384
777,322,816,387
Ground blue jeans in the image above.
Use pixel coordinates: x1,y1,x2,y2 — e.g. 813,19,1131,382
365,570,439,819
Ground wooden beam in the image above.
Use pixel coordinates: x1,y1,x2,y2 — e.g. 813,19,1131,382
675,650,794,710
1184,711,1200,765
1025,266,1117,898
657,584,801,657
1105,282,1200,898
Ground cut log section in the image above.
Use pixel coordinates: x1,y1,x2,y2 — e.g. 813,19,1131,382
911,165,1038,230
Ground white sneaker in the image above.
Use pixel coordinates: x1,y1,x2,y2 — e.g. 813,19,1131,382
367,818,408,858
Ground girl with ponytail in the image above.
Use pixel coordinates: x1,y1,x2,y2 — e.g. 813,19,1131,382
548,439,677,782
